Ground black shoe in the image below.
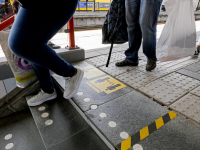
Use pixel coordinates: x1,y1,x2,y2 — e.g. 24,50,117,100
48,41,61,49
115,60,138,67
146,60,156,71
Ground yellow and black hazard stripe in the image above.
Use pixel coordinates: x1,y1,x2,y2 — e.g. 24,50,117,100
115,111,178,150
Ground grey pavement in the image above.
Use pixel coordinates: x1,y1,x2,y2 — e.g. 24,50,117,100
1,22,200,150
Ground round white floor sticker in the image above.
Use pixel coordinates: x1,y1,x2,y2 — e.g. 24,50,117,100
77,92,84,96
120,132,129,139
38,106,45,111
5,143,14,149
45,120,53,125
108,121,117,127
133,144,143,150
91,105,98,110
4,134,12,140
84,98,91,102
99,113,107,118
41,113,49,118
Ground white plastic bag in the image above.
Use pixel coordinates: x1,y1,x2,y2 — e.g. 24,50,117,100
0,31,37,88
157,0,196,62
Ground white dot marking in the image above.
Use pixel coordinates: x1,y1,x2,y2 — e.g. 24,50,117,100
99,113,107,118
120,132,129,139
4,134,12,140
91,105,98,110
5,143,14,149
38,106,45,111
133,144,143,150
108,121,117,127
41,113,49,118
45,120,53,125
77,92,84,96
84,98,91,102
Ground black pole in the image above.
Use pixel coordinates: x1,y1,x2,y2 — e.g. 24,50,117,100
86,0,87,12
93,0,95,12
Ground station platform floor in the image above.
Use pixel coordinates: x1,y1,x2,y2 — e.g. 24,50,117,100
1,22,200,150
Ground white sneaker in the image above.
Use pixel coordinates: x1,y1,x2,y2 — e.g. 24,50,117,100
64,68,84,99
27,89,57,106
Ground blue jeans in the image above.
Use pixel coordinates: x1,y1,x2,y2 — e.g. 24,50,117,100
125,0,162,64
8,1,78,93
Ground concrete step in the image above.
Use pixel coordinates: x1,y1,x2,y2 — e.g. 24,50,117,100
26,89,109,150
0,109,45,150
52,61,200,150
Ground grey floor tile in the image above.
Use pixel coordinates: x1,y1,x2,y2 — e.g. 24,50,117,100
170,93,200,124
85,91,169,147
136,117,200,150
0,63,14,80
48,128,109,150
85,51,102,59
0,109,45,150
28,91,89,149
3,78,17,93
0,80,7,98
177,69,200,81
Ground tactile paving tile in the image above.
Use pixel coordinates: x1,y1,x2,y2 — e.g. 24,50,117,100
170,93,200,124
86,55,115,67
100,60,146,77
139,79,187,105
190,86,200,97
111,52,125,61
116,70,156,89
86,53,125,67
137,65,173,78
160,72,200,91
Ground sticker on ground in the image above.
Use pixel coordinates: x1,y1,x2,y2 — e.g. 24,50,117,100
81,66,105,79
86,75,126,94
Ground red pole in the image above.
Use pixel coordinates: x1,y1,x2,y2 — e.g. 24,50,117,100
67,17,76,49
0,16,14,31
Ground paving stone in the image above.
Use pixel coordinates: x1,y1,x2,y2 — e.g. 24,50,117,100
139,79,187,105
48,128,109,150
53,62,133,112
0,63,14,80
28,92,89,148
184,61,200,72
0,80,7,99
160,72,200,91
86,55,115,67
190,85,200,97
85,51,101,59
170,93,200,124
137,116,200,150
99,62,136,77
0,109,45,150
116,70,156,89
85,91,169,147
137,65,172,78
177,69,200,81
97,49,110,55
3,78,16,93
86,53,125,67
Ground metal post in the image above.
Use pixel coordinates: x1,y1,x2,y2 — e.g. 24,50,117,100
86,0,87,12
66,17,79,50
93,0,95,12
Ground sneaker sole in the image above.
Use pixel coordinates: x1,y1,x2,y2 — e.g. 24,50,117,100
28,94,57,107
64,70,84,99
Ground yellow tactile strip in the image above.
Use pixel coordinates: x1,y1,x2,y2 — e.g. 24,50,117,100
116,111,177,150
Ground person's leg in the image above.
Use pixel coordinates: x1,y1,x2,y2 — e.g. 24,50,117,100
124,0,142,64
8,1,78,93
139,0,162,61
